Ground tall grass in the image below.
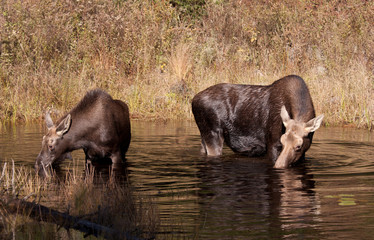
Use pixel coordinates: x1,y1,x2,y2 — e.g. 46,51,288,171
0,161,159,239
0,0,373,128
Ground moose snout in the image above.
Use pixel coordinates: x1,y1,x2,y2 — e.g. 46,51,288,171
294,139,303,151
48,145,55,151
294,144,302,151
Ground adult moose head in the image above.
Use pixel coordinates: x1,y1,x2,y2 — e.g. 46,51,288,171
192,75,323,168
36,89,131,173
275,105,323,168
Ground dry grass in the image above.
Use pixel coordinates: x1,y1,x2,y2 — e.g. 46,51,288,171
0,161,159,239
0,0,373,128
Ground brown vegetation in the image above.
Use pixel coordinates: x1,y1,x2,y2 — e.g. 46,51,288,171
0,161,159,239
0,0,373,128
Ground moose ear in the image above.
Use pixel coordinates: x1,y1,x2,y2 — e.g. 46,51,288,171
56,114,71,137
280,105,291,128
45,112,54,129
305,114,324,133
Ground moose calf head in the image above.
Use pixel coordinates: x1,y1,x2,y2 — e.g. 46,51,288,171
274,106,324,168
35,112,72,170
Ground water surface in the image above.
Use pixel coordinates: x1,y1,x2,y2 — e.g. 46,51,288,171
1,121,374,239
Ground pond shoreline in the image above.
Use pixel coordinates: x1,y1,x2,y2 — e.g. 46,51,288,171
1,118,373,131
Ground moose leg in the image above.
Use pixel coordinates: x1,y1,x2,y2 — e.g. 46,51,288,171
200,130,224,156
110,150,123,164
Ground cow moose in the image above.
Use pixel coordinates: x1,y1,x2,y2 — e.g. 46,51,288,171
35,89,131,172
192,75,324,168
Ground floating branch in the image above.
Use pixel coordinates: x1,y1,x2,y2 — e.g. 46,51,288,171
1,196,146,240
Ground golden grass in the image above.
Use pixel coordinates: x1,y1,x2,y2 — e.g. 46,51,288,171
0,161,159,239
0,0,373,128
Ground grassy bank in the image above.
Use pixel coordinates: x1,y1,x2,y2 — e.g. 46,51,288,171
0,0,373,128
0,161,159,239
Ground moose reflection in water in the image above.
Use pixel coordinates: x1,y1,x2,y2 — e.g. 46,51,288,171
35,89,131,174
197,157,320,238
192,75,324,168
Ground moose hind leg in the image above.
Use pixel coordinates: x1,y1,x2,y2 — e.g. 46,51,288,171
201,130,224,156
110,150,123,164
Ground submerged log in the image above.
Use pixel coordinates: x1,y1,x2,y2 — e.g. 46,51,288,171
2,196,145,240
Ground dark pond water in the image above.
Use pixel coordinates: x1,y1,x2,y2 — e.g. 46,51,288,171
1,121,374,239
